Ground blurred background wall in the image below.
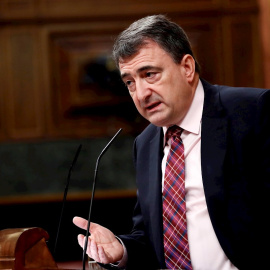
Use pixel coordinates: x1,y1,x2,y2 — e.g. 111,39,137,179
0,0,269,262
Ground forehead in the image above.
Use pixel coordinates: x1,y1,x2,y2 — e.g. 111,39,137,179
119,40,171,74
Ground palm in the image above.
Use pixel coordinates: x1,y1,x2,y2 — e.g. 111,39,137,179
73,217,124,263
89,223,122,261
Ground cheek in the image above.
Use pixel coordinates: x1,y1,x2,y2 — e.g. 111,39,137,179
130,94,140,108
131,95,145,115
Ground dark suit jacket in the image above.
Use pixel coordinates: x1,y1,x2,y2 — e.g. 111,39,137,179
117,79,270,270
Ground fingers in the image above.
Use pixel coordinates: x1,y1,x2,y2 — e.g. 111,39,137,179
97,245,110,264
77,234,92,258
77,234,110,264
73,216,88,230
73,216,99,233
77,234,85,248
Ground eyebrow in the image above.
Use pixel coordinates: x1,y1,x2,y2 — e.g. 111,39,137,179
121,65,162,80
121,72,129,80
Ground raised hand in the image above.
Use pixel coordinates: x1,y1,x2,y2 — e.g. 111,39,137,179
73,216,124,264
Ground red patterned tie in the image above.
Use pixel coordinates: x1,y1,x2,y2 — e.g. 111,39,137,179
163,125,192,270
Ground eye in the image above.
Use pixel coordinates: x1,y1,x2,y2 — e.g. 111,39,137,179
145,71,160,83
125,80,132,86
146,72,155,78
124,80,136,92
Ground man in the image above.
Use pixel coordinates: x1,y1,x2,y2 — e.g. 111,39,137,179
73,15,270,269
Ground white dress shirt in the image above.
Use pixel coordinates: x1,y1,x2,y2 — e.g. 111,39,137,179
162,80,238,270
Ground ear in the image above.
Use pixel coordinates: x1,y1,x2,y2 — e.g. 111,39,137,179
181,54,196,83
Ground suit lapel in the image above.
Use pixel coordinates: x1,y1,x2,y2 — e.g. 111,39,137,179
200,79,232,254
148,128,166,268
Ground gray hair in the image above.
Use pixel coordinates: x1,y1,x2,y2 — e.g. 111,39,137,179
112,14,200,73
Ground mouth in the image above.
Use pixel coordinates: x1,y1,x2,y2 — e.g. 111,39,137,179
146,102,161,111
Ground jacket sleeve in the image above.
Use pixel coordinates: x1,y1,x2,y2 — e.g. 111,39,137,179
117,194,160,270
116,136,160,269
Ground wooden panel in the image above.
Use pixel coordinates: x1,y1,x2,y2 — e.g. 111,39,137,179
4,27,45,139
0,0,220,20
50,33,120,110
0,0,260,22
231,20,254,86
224,0,258,8
222,15,263,87
40,0,220,19
173,17,224,85
0,29,7,140
0,0,265,141
258,0,270,88
47,22,148,138
0,0,39,19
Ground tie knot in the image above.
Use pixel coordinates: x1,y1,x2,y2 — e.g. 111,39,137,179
166,125,183,142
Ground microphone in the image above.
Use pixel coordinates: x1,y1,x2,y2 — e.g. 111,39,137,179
54,144,82,256
82,128,122,270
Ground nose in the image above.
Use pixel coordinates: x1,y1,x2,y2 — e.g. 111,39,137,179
136,80,152,102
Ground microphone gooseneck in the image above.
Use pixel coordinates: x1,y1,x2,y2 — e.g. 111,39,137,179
82,128,122,270
54,144,82,256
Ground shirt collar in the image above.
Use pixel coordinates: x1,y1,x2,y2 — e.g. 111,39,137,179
163,79,204,143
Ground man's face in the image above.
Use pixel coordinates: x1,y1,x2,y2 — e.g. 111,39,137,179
119,40,197,127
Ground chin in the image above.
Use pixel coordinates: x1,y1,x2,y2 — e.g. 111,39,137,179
148,118,167,127
146,112,171,127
